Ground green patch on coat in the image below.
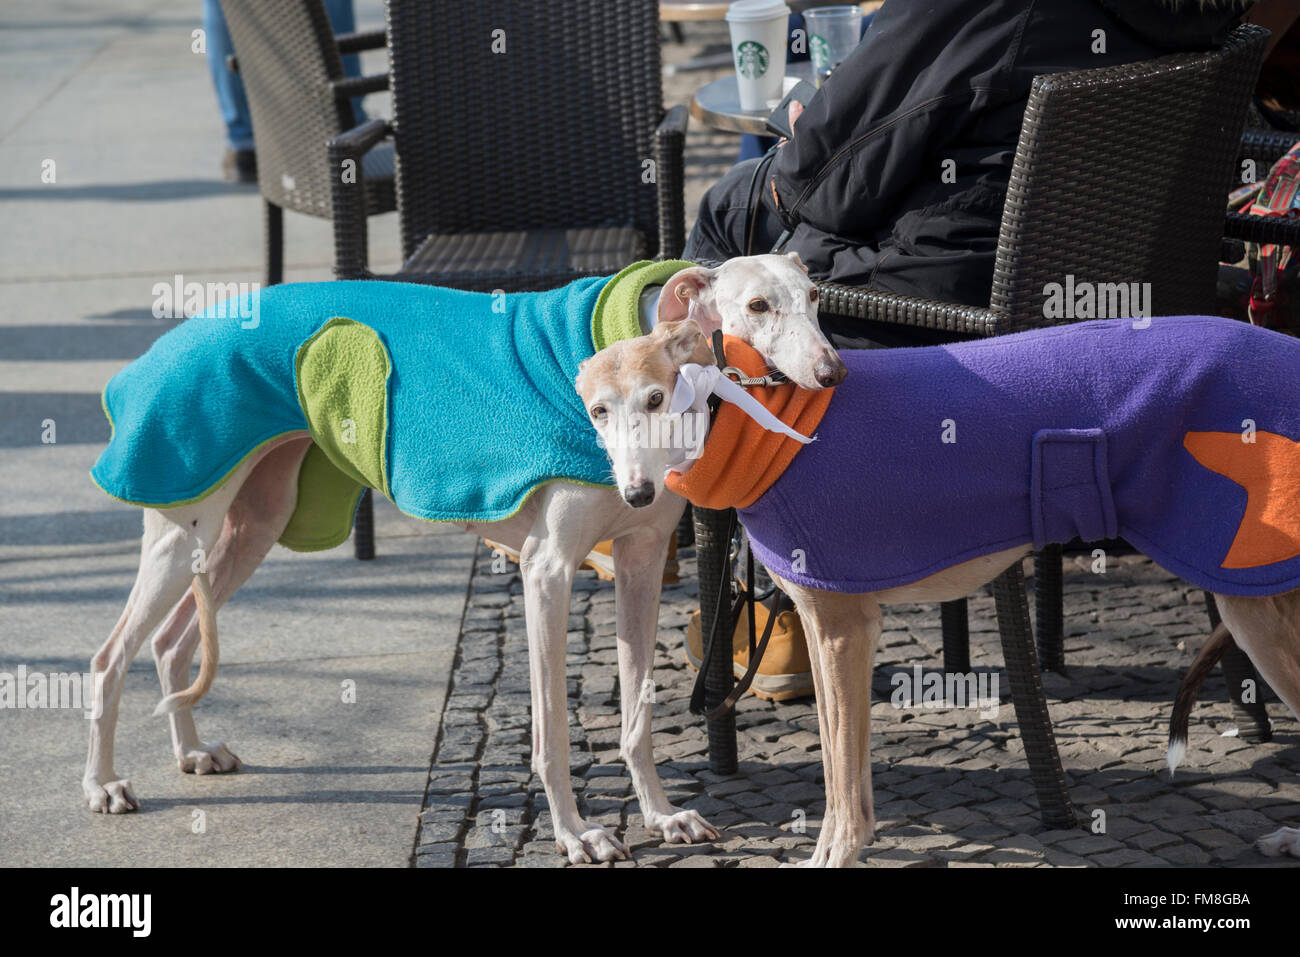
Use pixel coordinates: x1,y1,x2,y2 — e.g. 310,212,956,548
279,316,392,551
277,443,366,551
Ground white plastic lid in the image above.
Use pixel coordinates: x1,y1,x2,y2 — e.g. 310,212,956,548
726,0,791,23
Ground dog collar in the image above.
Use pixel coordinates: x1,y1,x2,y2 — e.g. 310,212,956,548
665,336,835,510
664,363,815,473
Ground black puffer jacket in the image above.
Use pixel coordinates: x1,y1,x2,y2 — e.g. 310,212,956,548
769,0,1248,307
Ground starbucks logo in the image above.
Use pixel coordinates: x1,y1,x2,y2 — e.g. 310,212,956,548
809,33,831,70
735,40,769,79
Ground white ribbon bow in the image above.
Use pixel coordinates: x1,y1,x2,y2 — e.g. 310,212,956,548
665,363,816,475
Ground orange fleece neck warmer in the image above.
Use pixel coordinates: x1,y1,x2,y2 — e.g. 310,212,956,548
664,336,835,510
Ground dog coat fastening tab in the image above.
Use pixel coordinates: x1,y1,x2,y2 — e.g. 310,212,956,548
1030,429,1117,550
668,316,1300,597
92,263,690,543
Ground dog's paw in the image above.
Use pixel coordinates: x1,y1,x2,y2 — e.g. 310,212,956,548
647,808,720,845
554,823,628,864
1257,826,1300,858
84,777,140,814
176,741,241,775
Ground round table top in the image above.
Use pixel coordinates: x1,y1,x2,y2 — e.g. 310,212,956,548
690,62,814,135
659,1,732,20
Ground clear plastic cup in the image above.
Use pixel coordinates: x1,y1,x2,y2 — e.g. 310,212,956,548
803,5,863,82
726,0,792,111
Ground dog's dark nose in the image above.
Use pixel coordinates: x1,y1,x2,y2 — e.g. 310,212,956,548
814,352,847,388
623,481,656,508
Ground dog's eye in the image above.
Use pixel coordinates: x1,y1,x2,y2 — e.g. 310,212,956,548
809,287,819,303
748,298,769,314
590,405,607,421
647,390,664,410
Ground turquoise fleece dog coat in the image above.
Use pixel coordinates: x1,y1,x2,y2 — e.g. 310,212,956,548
92,261,689,550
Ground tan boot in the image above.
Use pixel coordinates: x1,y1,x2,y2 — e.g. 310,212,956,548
684,595,813,701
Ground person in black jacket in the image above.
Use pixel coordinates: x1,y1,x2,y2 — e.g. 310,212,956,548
684,0,1252,348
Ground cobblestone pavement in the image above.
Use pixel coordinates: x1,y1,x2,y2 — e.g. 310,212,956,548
415,23,1300,869
414,543,1300,868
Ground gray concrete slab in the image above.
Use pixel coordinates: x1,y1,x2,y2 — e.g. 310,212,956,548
1,511,474,868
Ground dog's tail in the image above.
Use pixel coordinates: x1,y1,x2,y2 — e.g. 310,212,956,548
1166,621,1232,776
152,572,218,717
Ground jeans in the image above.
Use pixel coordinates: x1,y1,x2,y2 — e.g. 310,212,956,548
204,0,363,152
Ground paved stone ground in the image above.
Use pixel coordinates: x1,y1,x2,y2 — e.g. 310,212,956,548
408,18,1300,870
415,545,1300,868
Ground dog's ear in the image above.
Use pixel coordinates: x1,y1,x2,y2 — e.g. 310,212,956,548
654,318,714,369
785,251,809,274
658,265,719,335
574,354,600,402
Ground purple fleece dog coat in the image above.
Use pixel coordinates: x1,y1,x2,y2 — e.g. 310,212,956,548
705,316,1300,597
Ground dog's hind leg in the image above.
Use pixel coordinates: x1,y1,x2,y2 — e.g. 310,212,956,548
775,578,880,868
84,503,227,812
150,437,310,774
612,509,720,846
1214,592,1300,857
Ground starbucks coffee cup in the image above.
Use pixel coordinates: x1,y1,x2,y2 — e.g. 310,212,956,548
726,0,791,111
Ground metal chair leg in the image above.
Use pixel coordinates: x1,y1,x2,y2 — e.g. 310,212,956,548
992,561,1076,829
694,505,737,774
354,488,375,560
1034,545,1065,672
940,599,970,674
1203,592,1271,742
264,199,284,287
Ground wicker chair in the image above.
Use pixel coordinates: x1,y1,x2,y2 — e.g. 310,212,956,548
699,24,1268,830
330,0,688,558
219,0,396,286
828,23,1265,670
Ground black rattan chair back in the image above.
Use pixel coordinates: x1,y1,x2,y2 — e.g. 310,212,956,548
385,0,664,262
989,24,1268,331
219,0,355,217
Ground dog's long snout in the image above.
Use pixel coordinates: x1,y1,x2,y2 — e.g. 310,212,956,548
815,351,848,388
622,481,656,508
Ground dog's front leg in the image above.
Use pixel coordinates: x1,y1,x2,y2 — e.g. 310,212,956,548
777,580,880,867
520,531,628,864
613,522,720,847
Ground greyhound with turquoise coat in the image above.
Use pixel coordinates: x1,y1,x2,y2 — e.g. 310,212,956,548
82,253,842,865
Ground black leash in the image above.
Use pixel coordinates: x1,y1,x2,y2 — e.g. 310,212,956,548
743,145,779,257
687,331,783,720
743,142,796,257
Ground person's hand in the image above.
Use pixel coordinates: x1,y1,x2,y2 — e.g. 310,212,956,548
777,100,804,147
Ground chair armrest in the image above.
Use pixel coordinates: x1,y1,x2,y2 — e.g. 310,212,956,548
816,283,1000,337
654,105,690,260
1239,128,1299,169
332,73,390,100
328,118,392,279
1225,209,1300,247
335,29,387,55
